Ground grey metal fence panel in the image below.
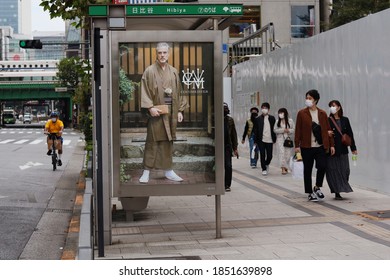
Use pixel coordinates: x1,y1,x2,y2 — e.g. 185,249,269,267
232,9,390,194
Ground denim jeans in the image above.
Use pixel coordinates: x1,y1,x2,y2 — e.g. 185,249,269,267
249,135,259,167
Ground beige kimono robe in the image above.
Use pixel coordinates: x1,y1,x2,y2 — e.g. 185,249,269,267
141,61,188,170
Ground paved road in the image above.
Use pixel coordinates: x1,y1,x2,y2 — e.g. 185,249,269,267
0,128,84,259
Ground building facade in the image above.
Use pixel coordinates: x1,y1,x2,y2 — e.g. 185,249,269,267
0,0,31,35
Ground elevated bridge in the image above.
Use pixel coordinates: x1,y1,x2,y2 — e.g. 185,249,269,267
0,60,73,126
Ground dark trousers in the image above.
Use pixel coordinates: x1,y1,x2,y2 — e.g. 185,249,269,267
258,141,273,171
225,148,233,188
301,147,327,193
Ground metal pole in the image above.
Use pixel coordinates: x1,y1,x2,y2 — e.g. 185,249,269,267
213,17,222,239
93,27,104,257
215,195,221,238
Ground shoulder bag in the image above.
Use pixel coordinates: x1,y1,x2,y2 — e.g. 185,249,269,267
283,136,294,148
330,117,352,146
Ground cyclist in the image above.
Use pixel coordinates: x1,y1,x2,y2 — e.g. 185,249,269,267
44,112,64,166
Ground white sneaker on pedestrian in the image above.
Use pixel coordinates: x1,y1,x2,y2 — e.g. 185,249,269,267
262,170,268,176
165,170,183,182
139,170,150,183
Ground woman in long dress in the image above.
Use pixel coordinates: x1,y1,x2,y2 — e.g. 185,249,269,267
274,108,295,175
326,100,357,200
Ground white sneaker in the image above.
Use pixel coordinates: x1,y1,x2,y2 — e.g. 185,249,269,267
139,170,150,183
165,170,183,182
262,170,268,176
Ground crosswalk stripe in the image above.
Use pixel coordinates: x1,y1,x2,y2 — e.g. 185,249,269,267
0,139,73,145
29,139,44,145
0,139,15,144
14,139,29,144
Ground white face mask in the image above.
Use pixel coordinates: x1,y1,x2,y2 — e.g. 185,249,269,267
261,108,269,115
305,99,314,108
278,113,284,119
51,118,57,122
329,106,338,114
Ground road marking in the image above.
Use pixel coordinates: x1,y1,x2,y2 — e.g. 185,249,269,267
63,139,71,146
0,139,15,144
15,139,29,144
29,139,44,144
19,161,44,170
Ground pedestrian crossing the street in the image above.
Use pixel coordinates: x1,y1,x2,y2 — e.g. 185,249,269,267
0,128,80,146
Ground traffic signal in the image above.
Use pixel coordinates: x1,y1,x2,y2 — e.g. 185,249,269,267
19,40,43,49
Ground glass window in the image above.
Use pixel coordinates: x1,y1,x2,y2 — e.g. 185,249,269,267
229,6,261,38
291,5,315,38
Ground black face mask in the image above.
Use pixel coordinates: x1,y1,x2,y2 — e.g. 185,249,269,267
250,113,258,121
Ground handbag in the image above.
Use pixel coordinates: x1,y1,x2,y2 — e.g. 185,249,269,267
283,136,294,148
329,117,352,146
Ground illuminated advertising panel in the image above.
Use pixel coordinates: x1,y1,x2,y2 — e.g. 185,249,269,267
111,31,223,197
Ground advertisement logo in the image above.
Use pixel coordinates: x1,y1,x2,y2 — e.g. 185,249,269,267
182,68,205,90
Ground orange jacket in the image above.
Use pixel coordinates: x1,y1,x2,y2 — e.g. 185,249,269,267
294,107,334,151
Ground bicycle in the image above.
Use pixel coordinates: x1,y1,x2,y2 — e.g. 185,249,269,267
46,132,61,171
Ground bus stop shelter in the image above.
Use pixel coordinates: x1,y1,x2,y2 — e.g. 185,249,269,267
88,3,243,257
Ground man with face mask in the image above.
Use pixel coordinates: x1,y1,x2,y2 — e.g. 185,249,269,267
252,102,277,175
44,112,64,166
295,89,335,202
241,107,259,168
224,102,238,192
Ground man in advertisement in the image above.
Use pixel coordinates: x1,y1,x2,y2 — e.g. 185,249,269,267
139,42,189,184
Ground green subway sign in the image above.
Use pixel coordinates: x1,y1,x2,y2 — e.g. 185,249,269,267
89,4,243,17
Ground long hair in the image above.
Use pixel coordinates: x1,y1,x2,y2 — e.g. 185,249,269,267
277,108,290,128
328,100,344,117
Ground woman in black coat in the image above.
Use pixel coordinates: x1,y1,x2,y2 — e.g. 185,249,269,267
326,100,358,200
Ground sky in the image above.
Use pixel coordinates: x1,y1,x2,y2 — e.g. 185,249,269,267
31,0,65,32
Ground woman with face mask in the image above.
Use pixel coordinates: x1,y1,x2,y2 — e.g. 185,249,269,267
326,100,357,200
274,108,295,174
294,89,335,202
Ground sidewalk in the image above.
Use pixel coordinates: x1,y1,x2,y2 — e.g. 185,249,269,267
95,156,390,260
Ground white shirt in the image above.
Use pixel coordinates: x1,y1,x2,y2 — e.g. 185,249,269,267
310,109,321,147
262,115,273,143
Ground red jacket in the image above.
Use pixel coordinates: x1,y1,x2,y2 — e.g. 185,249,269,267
295,107,334,151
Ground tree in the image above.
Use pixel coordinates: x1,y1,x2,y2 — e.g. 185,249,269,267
40,0,111,28
329,0,390,29
56,57,92,140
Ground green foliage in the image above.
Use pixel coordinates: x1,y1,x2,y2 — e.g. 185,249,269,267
40,0,111,28
57,57,81,90
57,58,92,141
329,0,390,29
57,57,91,110
80,111,93,142
120,163,131,183
119,68,137,107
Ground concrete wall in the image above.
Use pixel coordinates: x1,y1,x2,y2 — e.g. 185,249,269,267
231,9,390,194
